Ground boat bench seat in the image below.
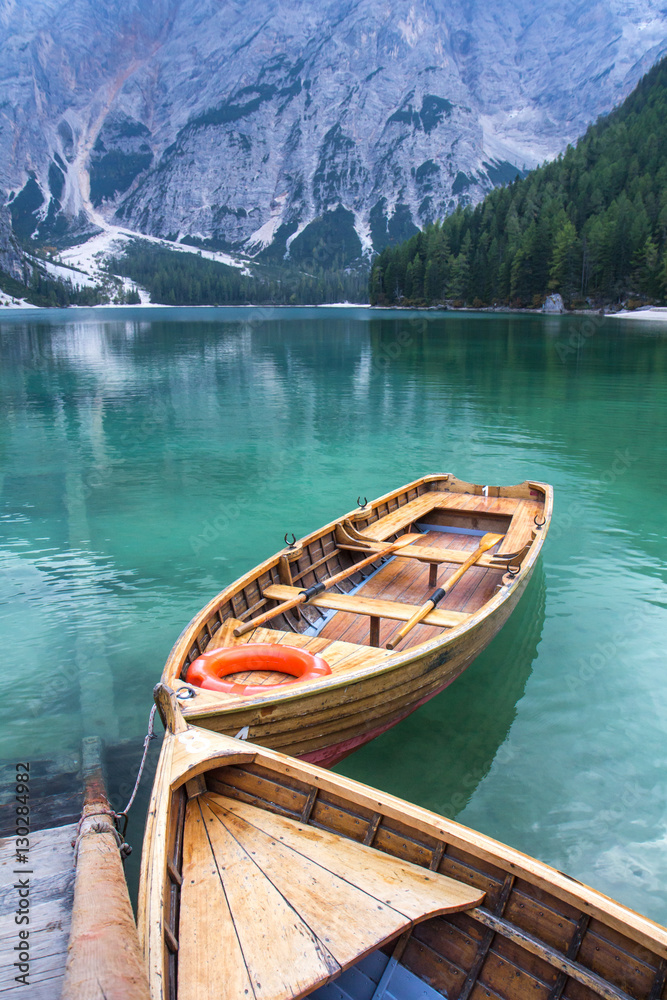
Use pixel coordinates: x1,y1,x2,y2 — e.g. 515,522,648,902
361,491,528,542
338,539,504,569
359,491,455,540
205,619,392,675
495,499,544,556
359,491,544,566
263,584,470,629
177,791,485,1000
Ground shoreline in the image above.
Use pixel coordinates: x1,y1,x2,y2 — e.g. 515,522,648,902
606,307,667,322
0,301,374,314
1,300,666,322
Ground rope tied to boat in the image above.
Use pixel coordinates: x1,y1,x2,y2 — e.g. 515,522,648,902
71,807,131,863
115,703,158,834
82,703,158,855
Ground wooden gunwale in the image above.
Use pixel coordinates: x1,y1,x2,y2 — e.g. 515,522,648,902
139,709,667,1000
186,646,479,742
215,751,667,959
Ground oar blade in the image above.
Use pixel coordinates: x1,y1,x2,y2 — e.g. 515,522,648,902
479,532,504,551
386,531,505,650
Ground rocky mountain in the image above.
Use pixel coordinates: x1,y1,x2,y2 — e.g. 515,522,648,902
2,0,667,265
370,56,667,307
0,203,26,281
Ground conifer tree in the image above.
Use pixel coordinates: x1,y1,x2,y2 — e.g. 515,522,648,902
368,56,667,308
549,220,581,302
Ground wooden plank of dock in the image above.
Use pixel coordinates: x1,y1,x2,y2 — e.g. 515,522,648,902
0,755,82,840
0,735,153,998
0,823,76,998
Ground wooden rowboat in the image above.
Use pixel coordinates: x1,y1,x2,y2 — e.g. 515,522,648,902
140,685,667,1000
164,474,553,765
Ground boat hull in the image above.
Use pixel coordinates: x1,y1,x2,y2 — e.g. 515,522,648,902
298,674,458,766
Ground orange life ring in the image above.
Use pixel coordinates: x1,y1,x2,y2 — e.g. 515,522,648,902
185,643,331,695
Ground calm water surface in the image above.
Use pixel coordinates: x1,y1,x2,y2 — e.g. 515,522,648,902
1,306,666,921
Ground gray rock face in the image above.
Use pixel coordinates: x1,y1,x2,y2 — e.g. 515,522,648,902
0,201,27,281
2,0,667,260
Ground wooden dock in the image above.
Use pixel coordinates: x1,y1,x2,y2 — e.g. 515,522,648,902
0,824,76,998
0,738,152,998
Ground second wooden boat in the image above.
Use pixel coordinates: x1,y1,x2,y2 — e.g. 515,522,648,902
163,474,553,765
140,685,667,1000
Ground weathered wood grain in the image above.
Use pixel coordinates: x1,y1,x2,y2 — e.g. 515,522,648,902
139,712,667,1000
0,825,75,998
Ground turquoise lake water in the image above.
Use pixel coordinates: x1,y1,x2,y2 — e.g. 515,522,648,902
1,305,666,923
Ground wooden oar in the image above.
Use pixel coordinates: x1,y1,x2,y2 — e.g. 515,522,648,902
386,532,504,650
233,533,422,637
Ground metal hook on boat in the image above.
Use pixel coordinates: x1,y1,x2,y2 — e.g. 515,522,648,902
534,515,546,529
284,532,297,548
506,563,521,578
357,496,368,508
176,686,197,700
115,811,129,840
